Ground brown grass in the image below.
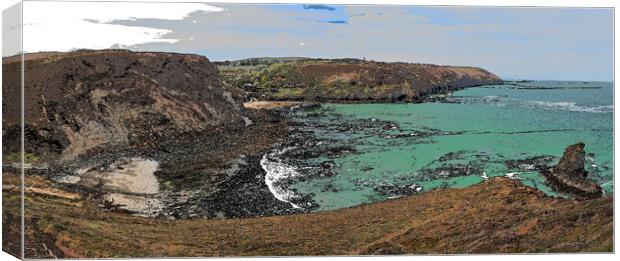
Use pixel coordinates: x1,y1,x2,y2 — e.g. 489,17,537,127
3,172,612,258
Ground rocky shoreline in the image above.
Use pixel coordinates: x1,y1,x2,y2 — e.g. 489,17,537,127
2,50,613,257
3,50,604,219
54,108,303,219
18,101,602,218
2,106,303,219
3,50,606,220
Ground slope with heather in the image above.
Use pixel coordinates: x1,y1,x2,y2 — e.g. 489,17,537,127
217,58,502,101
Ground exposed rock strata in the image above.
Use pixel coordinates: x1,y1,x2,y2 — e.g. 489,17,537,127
2,50,246,161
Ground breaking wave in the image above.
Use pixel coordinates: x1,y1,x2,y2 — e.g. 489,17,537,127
454,96,613,114
260,147,304,209
526,101,613,113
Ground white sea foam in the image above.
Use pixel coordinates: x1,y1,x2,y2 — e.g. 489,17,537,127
459,95,613,114
260,148,303,209
504,172,522,180
527,101,613,113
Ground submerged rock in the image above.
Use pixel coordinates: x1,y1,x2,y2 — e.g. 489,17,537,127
541,143,602,199
374,183,422,198
504,155,554,171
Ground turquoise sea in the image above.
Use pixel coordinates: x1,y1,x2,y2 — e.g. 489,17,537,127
265,81,614,212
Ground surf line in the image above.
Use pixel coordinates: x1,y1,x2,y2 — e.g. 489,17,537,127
260,147,304,209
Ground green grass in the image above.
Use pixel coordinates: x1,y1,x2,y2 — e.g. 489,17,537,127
3,152,40,164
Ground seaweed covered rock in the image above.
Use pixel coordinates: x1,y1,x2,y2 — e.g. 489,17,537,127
541,143,602,199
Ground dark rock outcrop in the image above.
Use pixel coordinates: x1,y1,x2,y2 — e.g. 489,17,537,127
541,143,602,199
555,143,587,178
2,50,246,161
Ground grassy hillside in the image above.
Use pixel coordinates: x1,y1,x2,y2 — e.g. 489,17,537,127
4,173,612,258
218,58,503,101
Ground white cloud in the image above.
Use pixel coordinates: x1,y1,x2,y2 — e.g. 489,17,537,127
20,1,223,53
299,42,306,47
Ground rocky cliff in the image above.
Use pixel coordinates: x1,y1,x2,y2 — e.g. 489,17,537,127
2,50,246,161
217,58,503,101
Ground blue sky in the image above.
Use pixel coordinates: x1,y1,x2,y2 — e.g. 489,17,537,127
20,2,614,81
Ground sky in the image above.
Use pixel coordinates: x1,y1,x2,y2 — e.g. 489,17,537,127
4,1,614,81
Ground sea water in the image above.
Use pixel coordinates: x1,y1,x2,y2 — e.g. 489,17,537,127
271,81,614,211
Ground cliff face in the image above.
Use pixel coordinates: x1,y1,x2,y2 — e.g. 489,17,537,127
218,58,503,101
2,50,246,161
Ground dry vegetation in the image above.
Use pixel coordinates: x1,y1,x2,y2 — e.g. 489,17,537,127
218,58,502,101
3,172,612,258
